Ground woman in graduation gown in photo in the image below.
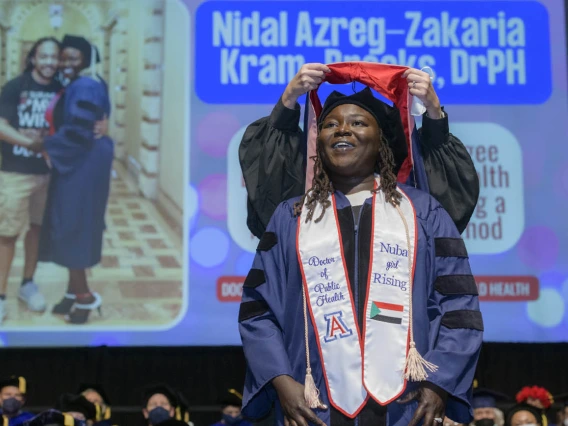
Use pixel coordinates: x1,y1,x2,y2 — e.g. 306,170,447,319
39,35,114,324
239,63,483,426
239,63,479,237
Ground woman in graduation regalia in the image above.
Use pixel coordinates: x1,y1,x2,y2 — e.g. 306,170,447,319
515,387,553,426
505,404,544,426
239,63,483,426
39,35,114,324
239,63,479,238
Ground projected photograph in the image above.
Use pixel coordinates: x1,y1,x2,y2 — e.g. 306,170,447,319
0,0,188,330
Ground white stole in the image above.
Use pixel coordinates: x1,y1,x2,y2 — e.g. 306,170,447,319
297,180,417,417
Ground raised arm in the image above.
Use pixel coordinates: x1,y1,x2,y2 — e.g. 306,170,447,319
239,64,330,239
403,68,479,233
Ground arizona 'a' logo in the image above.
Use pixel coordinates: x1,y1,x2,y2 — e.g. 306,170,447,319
324,311,353,343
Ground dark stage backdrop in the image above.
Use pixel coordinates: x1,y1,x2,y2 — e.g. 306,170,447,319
1,344,568,426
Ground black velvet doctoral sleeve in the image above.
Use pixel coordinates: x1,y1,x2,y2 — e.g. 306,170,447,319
419,110,480,234
238,98,306,239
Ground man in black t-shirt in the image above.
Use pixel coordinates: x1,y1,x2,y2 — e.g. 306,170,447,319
0,37,62,324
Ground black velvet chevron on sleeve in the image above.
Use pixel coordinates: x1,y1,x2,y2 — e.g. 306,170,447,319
435,275,478,295
238,300,269,322
243,269,266,289
441,310,484,331
435,238,468,258
257,232,277,252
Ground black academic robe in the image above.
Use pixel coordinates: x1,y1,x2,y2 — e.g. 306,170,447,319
239,98,479,238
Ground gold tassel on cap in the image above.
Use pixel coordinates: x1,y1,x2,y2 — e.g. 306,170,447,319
63,414,74,426
228,389,243,400
18,377,26,394
104,407,111,420
95,404,102,422
395,205,438,381
176,407,182,421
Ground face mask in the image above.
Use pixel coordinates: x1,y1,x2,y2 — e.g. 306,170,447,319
474,419,495,426
148,407,171,426
563,419,568,426
1,397,23,415
222,414,242,425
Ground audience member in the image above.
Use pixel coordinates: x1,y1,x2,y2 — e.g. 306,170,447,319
0,377,34,426
516,387,553,426
77,384,112,426
553,394,568,426
174,391,192,426
142,385,178,426
506,404,543,426
472,388,510,426
210,390,250,426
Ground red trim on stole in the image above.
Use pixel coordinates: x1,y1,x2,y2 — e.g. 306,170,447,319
296,196,369,419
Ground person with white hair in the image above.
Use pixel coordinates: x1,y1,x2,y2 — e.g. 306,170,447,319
471,388,510,426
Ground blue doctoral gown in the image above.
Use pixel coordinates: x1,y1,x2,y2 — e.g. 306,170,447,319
2,411,35,426
239,185,483,426
39,75,114,268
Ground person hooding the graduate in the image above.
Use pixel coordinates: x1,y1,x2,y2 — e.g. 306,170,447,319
239,63,479,241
